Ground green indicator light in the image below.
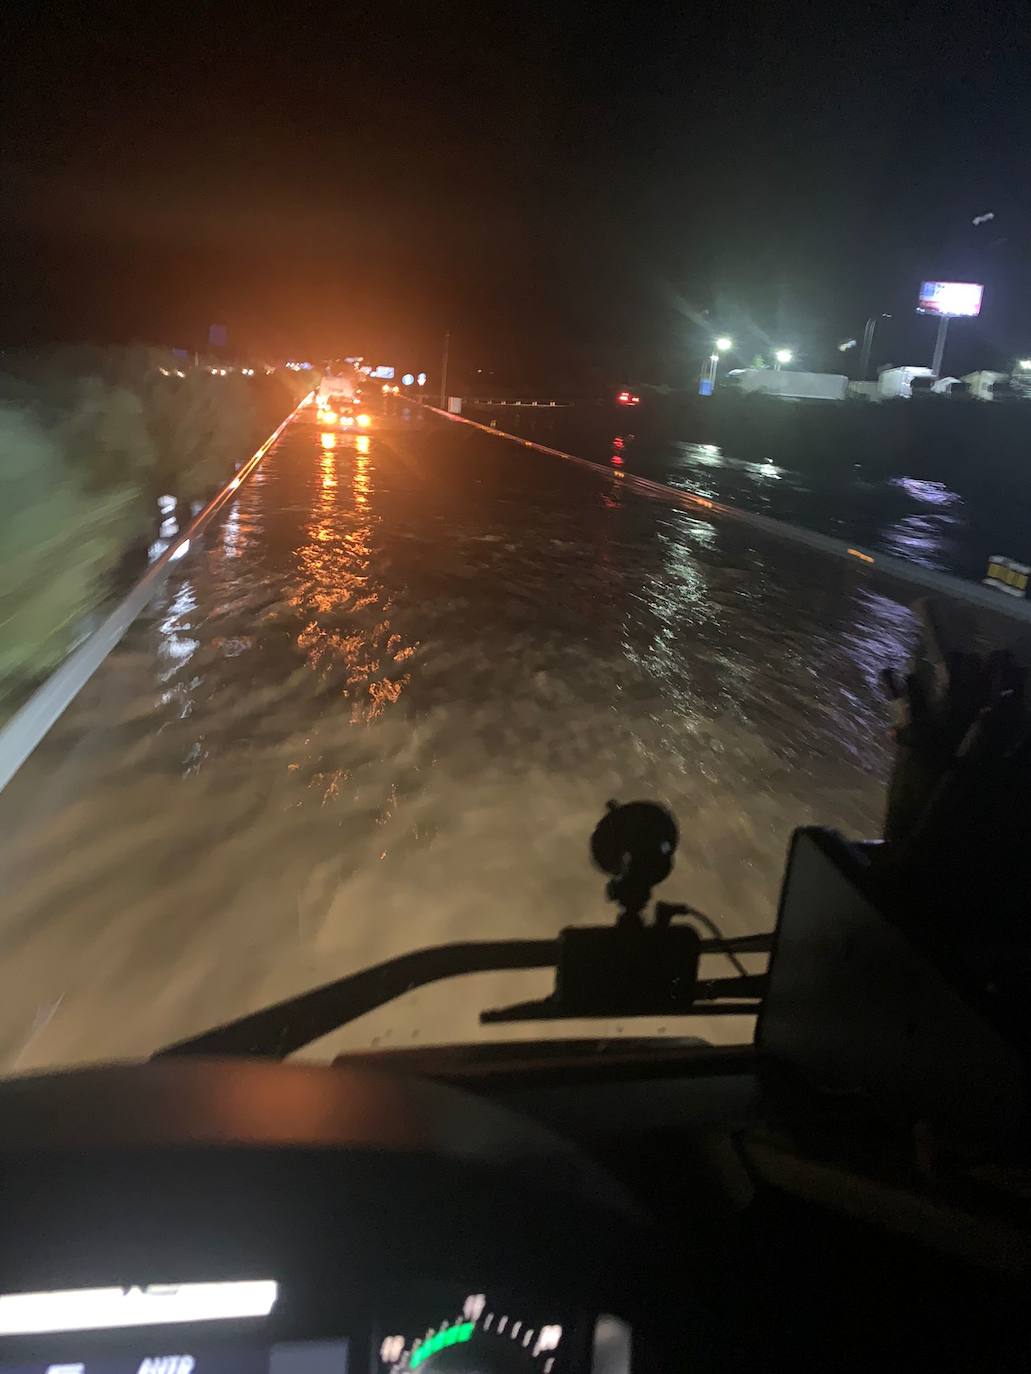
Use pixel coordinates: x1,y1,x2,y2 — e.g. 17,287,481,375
411,1323,475,1368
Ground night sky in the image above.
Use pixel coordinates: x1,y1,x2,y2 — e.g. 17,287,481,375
4,1,1030,382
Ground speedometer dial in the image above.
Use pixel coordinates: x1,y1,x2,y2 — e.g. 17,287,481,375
378,1291,568,1374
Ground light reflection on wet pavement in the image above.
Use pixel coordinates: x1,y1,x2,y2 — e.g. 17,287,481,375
0,408,922,1069
481,409,983,577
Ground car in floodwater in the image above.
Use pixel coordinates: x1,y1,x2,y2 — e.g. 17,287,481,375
317,397,374,431
316,370,358,407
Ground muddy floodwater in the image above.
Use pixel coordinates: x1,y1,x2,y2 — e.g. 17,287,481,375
0,406,923,1069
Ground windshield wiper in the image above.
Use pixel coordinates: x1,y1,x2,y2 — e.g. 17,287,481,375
161,929,769,1059
161,939,559,1058
161,800,770,1059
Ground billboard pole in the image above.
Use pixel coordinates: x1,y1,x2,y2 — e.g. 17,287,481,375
931,315,950,378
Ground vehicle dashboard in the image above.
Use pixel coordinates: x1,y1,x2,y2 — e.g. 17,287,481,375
0,1281,621,1374
0,1060,661,1374
0,1051,1025,1373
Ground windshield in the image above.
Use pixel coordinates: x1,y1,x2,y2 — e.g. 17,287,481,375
5,11,1012,1071
0,389,900,1067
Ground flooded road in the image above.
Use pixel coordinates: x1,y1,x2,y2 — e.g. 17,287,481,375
0,405,918,1069
476,404,1014,582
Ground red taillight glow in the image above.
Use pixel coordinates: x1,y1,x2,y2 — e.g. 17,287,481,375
611,454,623,465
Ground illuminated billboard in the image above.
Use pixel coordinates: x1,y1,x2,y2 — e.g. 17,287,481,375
917,281,984,318
370,365,395,379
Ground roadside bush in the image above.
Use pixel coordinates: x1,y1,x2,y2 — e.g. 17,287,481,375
56,377,156,536
148,370,257,506
0,348,312,711
0,408,137,710
146,368,311,505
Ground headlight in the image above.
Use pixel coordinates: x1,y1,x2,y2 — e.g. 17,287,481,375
356,413,371,428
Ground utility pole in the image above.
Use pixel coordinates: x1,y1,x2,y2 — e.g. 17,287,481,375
439,331,450,409
859,317,876,381
859,313,891,380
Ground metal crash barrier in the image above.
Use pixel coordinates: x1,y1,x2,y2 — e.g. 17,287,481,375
0,393,315,796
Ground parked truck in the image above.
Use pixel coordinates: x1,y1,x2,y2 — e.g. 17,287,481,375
877,366,934,400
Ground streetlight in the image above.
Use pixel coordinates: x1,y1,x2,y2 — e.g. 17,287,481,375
702,337,733,394
774,348,793,370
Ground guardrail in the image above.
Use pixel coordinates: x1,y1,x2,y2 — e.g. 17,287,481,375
426,404,1031,627
0,392,314,796
461,398,576,408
